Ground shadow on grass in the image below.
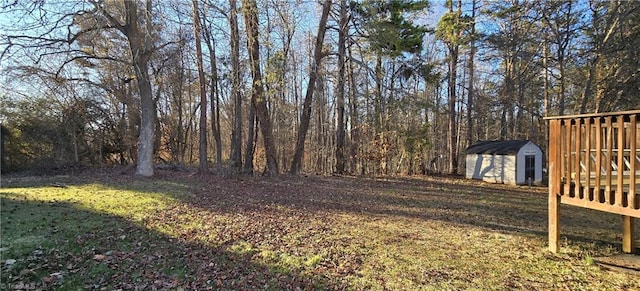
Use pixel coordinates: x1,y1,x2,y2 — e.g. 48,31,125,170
3,168,637,262
173,173,637,253
0,195,340,289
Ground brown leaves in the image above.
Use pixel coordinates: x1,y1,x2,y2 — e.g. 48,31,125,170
41,272,63,283
4,168,639,289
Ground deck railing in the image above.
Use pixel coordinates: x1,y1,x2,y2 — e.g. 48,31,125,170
547,110,640,253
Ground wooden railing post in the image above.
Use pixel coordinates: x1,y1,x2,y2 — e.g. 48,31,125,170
623,113,637,254
549,119,562,253
622,216,635,253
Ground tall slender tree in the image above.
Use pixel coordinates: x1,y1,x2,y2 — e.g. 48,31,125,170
242,0,279,176
192,0,208,172
347,36,360,174
436,0,467,174
335,0,348,174
229,0,243,170
466,0,478,147
290,0,332,175
201,10,223,170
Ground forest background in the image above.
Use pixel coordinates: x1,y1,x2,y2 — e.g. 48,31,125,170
1,0,638,177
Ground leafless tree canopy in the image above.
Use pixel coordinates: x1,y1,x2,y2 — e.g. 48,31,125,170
1,0,639,175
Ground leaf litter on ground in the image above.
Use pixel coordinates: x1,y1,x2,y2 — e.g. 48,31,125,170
1,168,639,289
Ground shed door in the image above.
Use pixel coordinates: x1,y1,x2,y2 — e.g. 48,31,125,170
525,155,535,182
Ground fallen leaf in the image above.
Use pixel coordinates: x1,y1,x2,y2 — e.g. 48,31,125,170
93,254,106,261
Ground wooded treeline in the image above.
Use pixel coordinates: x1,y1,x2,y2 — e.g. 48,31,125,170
1,0,639,176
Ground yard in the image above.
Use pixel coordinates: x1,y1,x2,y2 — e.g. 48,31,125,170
1,168,639,290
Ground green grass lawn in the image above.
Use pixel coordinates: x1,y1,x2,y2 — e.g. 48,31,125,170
1,169,639,289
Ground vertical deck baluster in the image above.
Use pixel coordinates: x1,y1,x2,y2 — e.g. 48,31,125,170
630,114,637,210
585,117,592,201
605,116,613,204
565,120,573,197
560,120,565,195
575,118,582,199
616,115,624,207
595,117,602,202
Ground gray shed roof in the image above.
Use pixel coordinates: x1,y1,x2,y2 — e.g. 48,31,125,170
465,140,532,155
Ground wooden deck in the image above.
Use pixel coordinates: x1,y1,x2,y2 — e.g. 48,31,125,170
547,110,640,253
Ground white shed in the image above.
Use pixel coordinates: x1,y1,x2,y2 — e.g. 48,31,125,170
465,140,543,185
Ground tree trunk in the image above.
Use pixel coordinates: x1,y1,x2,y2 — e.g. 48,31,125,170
579,58,597,114
229,0,243,170
543,37,550,116
347,39,359,174
244,100,256,173
120,0,155,177
466,0,476,146
445,0,460,175
558,54,566,116
290,0,332,174
335,0,347,174
447,46,458,175
374,52,383,130
192,0,208,173
202,18,222,170
242,0,279,176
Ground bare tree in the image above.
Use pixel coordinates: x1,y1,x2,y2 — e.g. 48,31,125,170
91,0,159,176
192,0,208,172
229,0,243,170
242,0,279,176
290,0,332,175
466,0,478,147
335,0,348,174
201,8,223,171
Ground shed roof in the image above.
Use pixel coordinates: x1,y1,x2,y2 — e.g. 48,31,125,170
465,140,532,155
